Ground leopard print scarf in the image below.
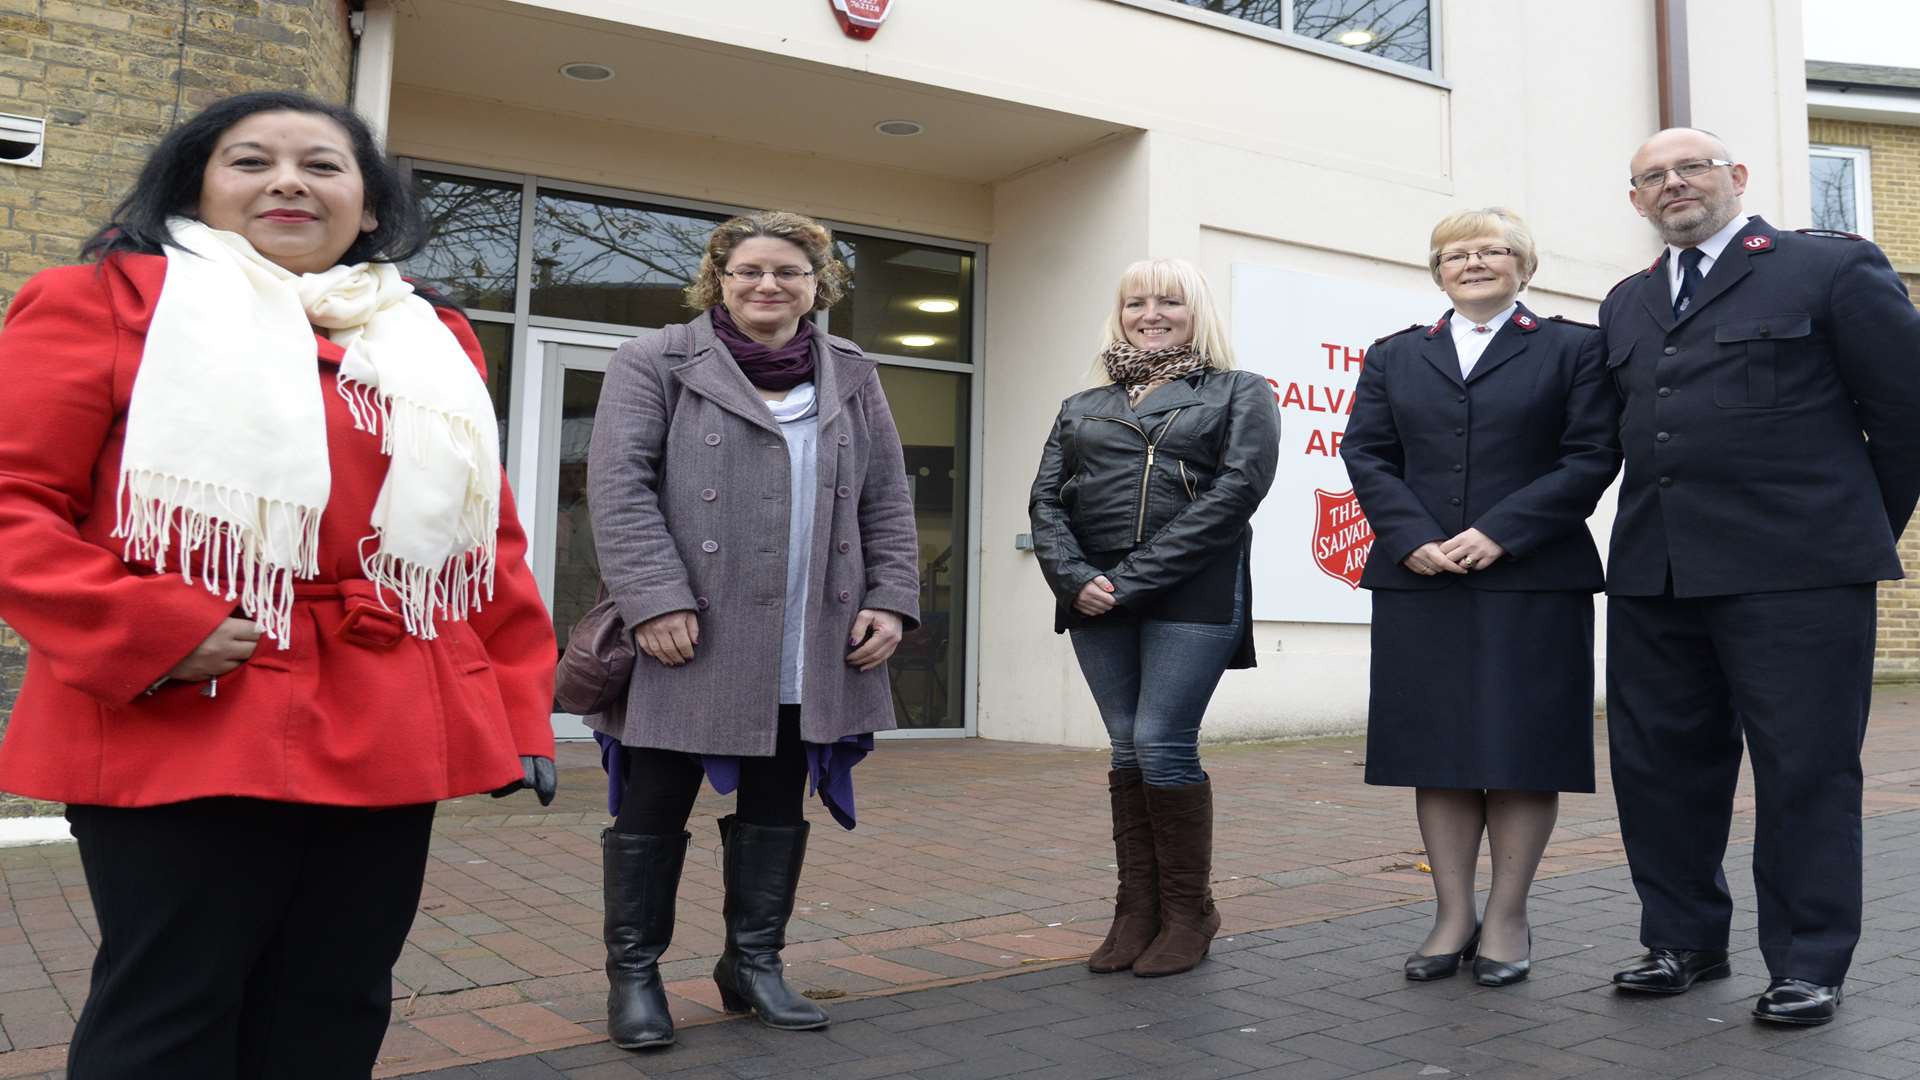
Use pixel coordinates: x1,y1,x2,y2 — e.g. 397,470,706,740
1101,341,1213,401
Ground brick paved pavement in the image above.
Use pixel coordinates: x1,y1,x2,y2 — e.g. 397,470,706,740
417,807,1920,1080
0,692,1918,1076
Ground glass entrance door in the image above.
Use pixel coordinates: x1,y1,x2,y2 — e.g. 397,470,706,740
522,331,973,739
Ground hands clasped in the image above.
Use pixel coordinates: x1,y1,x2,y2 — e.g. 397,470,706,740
1075,575,1118,617
632,607,905,671
1402,528,1506,577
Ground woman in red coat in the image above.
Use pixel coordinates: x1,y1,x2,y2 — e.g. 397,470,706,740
0,91,558,1078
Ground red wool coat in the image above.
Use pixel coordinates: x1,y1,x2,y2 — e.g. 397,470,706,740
0,253,557,807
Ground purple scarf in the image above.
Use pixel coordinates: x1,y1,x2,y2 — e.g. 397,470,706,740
710,304,817,391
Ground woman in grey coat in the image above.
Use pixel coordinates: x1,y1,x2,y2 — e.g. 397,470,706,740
586,210,920,1048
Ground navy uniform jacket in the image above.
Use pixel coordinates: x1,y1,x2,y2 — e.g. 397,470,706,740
1342,302,1623,592
1599,216,1920,597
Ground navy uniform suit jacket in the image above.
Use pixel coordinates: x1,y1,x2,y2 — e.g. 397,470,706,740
1342,302,1623,592
1599,216,1920,597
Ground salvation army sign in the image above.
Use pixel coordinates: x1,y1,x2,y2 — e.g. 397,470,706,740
1233,264,1440,624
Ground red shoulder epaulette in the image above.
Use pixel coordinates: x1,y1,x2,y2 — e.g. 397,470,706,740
1373,323,1426,346
1795,228,1865,241
1548,314,1599,330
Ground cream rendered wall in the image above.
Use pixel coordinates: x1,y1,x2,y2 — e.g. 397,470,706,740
977,134,1151,747
386,89,994,242
1686,0,1811,228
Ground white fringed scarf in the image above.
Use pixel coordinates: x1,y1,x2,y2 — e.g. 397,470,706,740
116,217,501,646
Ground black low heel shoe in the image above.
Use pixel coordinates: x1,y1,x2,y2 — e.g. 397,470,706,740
1404,927,1480,981
1472,931,1531,987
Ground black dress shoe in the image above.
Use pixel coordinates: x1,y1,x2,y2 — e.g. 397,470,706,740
1612,948,1731,994
1472,931,1530,987
1404,927,1479,981
1752,978,1841,1026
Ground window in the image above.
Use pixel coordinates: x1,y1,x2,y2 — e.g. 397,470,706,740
1168,0,1433,70
529,191,721,327
408,171,521,311
1810,145,1872,238
828,235,977,364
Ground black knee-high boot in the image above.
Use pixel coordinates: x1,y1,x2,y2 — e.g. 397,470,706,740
712,815,829,1030
602,829,688,1048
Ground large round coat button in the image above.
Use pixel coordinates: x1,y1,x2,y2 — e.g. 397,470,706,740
704,433,722,446
836,485,851,499
1663,346,1677,356
1658,387,1673,397
838,590,851,602
700,488,717,501
695,596,710,611
1656,432,1672,443
701,540,719,553
837,433,851,446
837,541,851,554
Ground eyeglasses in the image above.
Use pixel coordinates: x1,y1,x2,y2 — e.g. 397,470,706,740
722,267,815,283
1436,246,1516,267
1629,159,1733,191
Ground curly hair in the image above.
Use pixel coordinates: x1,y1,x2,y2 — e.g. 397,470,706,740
684,210,850,313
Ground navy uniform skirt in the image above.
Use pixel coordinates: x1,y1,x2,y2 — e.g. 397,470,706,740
1363,587,1596,793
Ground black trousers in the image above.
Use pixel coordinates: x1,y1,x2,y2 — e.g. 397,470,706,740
63,798,435,1080
1606,584,1874,984
614,704,808,835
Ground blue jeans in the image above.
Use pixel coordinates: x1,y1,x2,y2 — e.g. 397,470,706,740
1068,578,1245,787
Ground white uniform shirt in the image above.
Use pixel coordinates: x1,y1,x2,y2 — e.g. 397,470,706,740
1449,301,1518,378
1666,214,1753,302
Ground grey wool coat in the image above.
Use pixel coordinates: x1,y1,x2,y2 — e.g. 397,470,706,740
585,310,921,756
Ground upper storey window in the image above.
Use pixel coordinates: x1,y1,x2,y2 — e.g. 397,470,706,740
1169,0,1434,70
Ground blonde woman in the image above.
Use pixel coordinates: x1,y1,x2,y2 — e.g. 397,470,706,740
1029,258,1279,977
1342,208,1620,986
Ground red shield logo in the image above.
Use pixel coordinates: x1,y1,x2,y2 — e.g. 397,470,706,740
1743,235,1772,251
831,0,892,38
1311,488,1373,590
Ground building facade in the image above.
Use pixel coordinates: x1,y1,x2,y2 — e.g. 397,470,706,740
1,0,1844,749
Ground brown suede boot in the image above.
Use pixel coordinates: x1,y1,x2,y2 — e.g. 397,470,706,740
1088,768,1159,973
1132,779,1220,977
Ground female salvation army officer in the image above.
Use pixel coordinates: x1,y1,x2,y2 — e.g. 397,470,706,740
1029,258,1278,979
1342,208,1621,988
0,92,557,1077
586,210,919,1048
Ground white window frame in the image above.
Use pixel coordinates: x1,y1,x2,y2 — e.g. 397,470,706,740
1100,0,1447,87
1809,144,1874,239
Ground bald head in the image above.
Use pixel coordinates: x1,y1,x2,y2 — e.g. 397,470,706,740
1626,127,1748,246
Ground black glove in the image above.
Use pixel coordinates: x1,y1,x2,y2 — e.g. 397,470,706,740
490,755,557,806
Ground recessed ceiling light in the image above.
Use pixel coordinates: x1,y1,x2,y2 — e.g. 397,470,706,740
559,62,615,82
898,334,938,348
1337,29,1375,46
916,298,959,314
875,119,924,137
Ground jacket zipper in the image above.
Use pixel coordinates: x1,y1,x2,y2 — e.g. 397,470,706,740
1178,460,1195,500
1087,408,1187,543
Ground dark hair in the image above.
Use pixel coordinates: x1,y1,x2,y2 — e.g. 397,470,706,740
82,91,427,267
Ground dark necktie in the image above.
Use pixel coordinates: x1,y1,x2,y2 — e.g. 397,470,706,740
1673,247,1705,319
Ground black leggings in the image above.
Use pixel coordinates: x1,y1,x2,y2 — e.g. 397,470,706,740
615,704,808,835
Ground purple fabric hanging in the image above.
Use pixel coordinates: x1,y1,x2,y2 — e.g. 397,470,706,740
595,731,873,831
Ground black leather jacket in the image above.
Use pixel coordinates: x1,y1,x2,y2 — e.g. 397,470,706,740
1029,368,1279,614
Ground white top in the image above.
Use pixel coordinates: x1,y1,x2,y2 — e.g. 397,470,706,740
1666,214,1753,301
1449,301,1517,378
763,381,820,706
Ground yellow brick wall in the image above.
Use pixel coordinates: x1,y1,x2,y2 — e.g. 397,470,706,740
0,0,352,735
1811,117,1920,675
0,0,354,319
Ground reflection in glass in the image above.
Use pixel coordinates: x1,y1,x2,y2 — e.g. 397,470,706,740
551,369,605,652
406,172,522,311
467,320,513,460
1811,155,1859,234
875,367,970,729
1292,0,1430,67
531,191,721,327
829,235,974,363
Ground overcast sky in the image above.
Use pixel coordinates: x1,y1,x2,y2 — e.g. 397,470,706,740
1803,0,1920,67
